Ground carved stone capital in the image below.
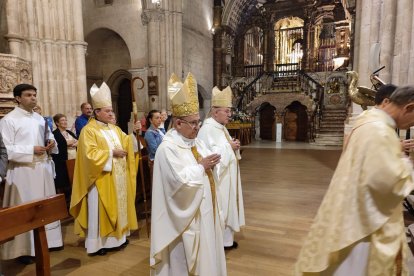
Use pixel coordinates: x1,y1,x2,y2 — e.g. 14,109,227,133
141,9,165,26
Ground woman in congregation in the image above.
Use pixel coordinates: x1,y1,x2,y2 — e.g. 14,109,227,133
144,110,165,167
52,113,77,208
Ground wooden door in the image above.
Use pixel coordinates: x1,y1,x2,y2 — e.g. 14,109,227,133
260,104,276,140
117,79,132,133
283,101,308,141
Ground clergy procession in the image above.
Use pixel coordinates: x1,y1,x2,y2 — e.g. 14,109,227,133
3,72,414,276
0,73,247,275
3,70,414,276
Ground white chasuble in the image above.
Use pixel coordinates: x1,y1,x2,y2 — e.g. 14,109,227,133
0,107,62,259
197,118,245,237
295,108,414,276
150,129,227,276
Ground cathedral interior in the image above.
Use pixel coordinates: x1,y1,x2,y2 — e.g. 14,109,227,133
2,0,414,275
1,0,412,145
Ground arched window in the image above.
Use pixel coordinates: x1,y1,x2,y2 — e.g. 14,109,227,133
274,17,304,74
244,26,263,78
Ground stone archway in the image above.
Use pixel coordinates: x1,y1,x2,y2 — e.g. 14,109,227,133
85,27,131,100
107,70,133,133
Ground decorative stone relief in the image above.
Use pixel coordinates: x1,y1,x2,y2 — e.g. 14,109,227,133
323,72,348,109
222,32,234,55
141,9,165,26
0,54,32,117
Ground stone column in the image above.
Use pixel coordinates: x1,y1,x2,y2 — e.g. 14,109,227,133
301,17,309,72
355,0,371,86
233,36,245,77
345,0,363,134
145,8,164,111
72,0,88,105
379,0,397,83
142,0,182,112
263,24,273,73
5,1,22,57
395,0,412,85
213,4,223,88
408,3,414,79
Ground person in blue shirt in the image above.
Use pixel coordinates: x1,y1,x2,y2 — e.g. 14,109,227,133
75,102,93,137
144,109,165,162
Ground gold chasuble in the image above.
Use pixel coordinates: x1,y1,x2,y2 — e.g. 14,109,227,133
295,108,414,276
70,118,138,238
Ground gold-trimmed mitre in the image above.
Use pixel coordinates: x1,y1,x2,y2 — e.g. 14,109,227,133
211,86,232,108
90,82,112,109
168,72,199,117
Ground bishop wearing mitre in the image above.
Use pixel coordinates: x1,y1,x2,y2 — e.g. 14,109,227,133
70,82,138,256
150,73,227,275
197,86,245,250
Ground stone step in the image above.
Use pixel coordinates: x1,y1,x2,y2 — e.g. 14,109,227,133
322,114,347,118
313,133,344,146
312,140,343,146
319,129,344,133
320,123,346,128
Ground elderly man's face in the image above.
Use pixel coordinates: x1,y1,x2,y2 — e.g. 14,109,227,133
396,103,414,129
175,114,201,139
212,107,232,125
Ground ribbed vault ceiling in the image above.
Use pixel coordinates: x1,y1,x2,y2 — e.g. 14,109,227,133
222,0,344,34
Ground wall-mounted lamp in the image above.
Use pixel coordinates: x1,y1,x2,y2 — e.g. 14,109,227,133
151,0,161,8
210,27,215,35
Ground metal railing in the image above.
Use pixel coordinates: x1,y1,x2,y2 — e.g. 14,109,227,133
244,64,264,78
236,64,325,141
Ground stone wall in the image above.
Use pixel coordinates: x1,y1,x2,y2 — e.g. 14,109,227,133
82,0,146,69
183,0,214,105
85,28,131,87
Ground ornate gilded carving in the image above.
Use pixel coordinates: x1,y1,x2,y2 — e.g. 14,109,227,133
346,71,375,110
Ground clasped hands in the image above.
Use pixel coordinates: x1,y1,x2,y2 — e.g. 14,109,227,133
34,140,55,155
402,139,414,152
199,153,221,170
113,148,128,158
230,138,241,150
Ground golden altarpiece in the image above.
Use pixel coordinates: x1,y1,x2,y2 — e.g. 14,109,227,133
213,0,353,145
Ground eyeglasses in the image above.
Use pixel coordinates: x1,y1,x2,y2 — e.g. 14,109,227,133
179,118,202,128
